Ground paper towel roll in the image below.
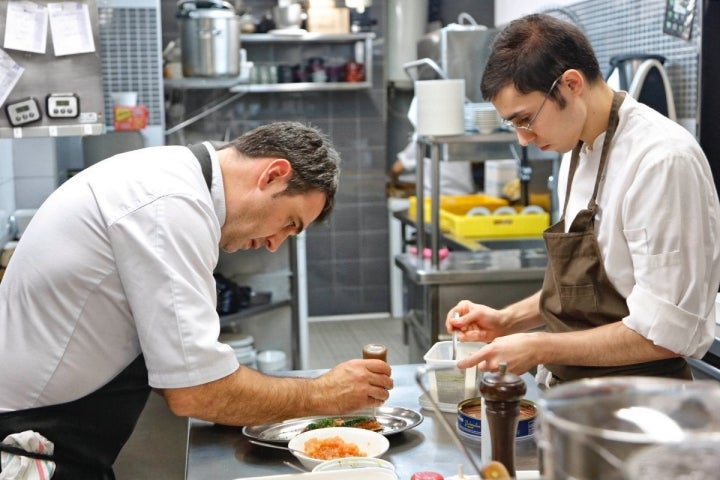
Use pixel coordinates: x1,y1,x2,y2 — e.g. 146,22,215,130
415,79,465,136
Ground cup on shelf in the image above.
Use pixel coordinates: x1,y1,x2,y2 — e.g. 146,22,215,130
110,91,137,106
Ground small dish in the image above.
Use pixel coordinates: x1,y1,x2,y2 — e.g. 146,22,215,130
288,426,389,471
312,456,395,472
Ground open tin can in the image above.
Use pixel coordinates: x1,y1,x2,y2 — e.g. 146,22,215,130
456,397,536,442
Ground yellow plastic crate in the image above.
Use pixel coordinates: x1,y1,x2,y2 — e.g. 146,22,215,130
407,194,508,223
440,208,550,238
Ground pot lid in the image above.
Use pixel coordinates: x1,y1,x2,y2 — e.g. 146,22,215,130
177,0,236,17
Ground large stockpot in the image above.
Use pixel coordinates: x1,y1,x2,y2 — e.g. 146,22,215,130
537,376,720,479
177,0,240,77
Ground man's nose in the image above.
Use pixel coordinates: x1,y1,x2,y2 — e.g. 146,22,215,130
515,129,534,147
265,232,290,252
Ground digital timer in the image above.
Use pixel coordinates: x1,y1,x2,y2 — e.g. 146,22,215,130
46,93,80,119
5,98,42,127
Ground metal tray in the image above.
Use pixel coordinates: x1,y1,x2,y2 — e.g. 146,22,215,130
242,406,423,444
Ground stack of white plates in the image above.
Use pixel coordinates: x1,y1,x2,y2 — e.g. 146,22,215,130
473,103,501,134
464,102,484,132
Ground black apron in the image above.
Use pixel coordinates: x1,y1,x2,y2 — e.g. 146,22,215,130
0,144,214,478
539,91,691,383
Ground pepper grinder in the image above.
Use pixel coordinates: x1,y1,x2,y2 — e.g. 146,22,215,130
479,362,526,477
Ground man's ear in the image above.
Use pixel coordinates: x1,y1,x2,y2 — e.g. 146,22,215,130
259,158,292,190
562,69,585,95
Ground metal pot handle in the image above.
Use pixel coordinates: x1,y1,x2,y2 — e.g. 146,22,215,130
402,58,447,81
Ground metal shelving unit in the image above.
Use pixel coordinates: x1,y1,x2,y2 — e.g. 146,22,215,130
395,131,549,362
413,131,519,267
163,32,374,93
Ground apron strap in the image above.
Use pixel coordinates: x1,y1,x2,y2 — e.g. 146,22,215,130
561,91,627,218
187,143,213,191
0,442,55,461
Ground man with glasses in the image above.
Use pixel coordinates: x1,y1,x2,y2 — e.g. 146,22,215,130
446,14,720,385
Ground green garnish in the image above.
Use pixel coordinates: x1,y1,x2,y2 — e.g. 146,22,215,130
303,416,374,431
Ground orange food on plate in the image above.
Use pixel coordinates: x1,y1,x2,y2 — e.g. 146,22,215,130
303,436,366,460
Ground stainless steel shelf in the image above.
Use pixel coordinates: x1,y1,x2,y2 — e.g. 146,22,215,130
218,299,292,328
0,123,105,139
395,250,547,286
240,32,375,43
417,131,518,144
164,77,371,93
163,75,248,90
229,81,371,93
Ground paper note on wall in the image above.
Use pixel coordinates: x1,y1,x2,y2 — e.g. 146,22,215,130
3,1,49,54
48,1,95,56
0,49,24,108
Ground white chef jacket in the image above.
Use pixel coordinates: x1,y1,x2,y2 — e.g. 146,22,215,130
557,95,720,358
0,143,238,411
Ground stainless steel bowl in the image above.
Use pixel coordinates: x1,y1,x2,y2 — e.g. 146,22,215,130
272,4,303,30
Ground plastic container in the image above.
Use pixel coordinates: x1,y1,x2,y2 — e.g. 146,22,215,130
408,194,508,224
423,341,485,406
440,208,549,239
110,91,138,106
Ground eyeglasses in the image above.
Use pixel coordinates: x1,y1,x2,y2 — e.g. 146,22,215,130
502,75,563,132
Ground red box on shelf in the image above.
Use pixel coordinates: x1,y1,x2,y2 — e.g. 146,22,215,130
113,105,148,131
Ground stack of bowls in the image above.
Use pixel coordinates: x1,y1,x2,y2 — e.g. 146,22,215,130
473,102,501,134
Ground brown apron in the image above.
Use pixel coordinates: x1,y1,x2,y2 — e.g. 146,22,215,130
0,145,215,478
539,91,691,383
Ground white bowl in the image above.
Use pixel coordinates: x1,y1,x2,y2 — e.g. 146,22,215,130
256,350,287,373
288,426,389,471
312,456,395,472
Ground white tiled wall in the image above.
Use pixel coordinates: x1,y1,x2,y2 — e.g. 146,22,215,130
12,138,58,209
0,139,14,246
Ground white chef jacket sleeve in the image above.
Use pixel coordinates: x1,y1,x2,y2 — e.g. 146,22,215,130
108,193,238,388
620,149,720,358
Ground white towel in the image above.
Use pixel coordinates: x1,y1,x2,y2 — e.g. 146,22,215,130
0,431,55,480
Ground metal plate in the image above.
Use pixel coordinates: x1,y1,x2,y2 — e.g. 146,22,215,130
242,406,423,444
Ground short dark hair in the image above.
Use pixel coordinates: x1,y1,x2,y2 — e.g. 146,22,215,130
223,122,340,223
481,14,602,107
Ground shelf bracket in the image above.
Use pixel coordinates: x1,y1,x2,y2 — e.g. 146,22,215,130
165,91,247,136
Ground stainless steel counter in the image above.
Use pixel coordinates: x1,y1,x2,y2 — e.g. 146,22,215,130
395,249,547,286
396,250,547,363
185,364,541,479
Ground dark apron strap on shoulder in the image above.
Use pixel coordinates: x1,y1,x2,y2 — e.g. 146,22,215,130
187,143,213,191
